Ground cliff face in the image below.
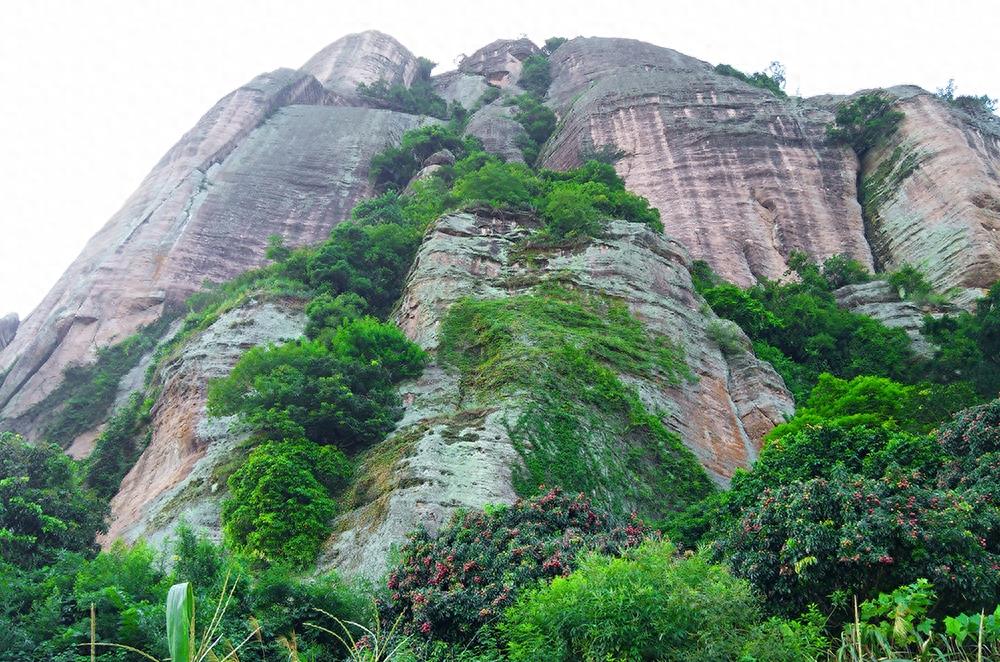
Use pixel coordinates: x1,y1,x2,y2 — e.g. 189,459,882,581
321,210,793,578
3,30,998,576
0,33,426,434
860,88,1000,301
542,38,873,286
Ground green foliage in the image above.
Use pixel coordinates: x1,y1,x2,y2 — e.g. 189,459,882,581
821,254,872,289
356,58,451,120
208,318,426,448
84,392,155,498
827,91,905,155
439,285,710,518
381,487,649,643
304,291,367,340
0,432,107,569
502,541,827,661
370,125,480,192
510,94,556,165
714,61,787,98
717,400,1000,617
517,55,551,98
887,263,934,302
936,79,998,116
542,37,568,55
697,255,918,402
451,160,540,208
765,373,977,441
922,281,1000,397
31,315,172,448
222,438,351,568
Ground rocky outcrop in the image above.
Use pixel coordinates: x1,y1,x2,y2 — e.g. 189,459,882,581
464,101,528,162
541,37,873,286
301,30,419,99
0,313,17,350
0,63,427,433
833,280,938,357
101,298,306,548
860,88,1000,300
321,211,794,578
432,70,492,109
459,38,540,88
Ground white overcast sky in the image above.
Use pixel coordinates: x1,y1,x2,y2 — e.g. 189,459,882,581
1,0,998,318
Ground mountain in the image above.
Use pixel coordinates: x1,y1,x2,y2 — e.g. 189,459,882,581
2,30,999,579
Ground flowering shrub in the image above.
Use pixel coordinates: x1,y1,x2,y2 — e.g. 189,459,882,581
381,487,649,642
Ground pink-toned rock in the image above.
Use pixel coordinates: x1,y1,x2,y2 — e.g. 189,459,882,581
459,38,540,88
542,37,873,286
861,89,1000,298
301,30,420,98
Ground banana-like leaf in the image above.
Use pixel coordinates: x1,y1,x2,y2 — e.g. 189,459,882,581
166,582,195,662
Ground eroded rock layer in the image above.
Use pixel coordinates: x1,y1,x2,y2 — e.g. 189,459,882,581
102,298,306,548
861,89,1000,298
320,210,793,578
542,37,874,286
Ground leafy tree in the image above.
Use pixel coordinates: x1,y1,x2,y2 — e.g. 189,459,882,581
222,438,351,568
0,432,107,569
539,182,602,237
304,292,367,340
451,160,540,208
821,253,871,289
827,92,905,155
518,55,551,98
542,37,568,55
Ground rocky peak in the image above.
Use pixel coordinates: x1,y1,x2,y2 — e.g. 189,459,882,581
459,38,540,88
0,313,17,350
300,30,420,98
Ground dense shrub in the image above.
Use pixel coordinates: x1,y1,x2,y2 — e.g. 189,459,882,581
356,57,452,120
827,91,904,155
0,432,107,569
517,55,551,98
542,37,567,55
510,94,557,165
83,391,155,498
381,487,649,642
714,61,787,98
922,281,1000,397
222,438,351,567
370,125,480,192
502,541,827,662
208,318,426,448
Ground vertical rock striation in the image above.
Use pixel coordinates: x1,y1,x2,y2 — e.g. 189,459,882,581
541,37,873,286
860,88,1000,300
0,313,17,350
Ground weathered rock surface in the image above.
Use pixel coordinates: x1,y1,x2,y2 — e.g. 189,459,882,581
833,280,938,358
464,101,528,163
0,313,17,350
860,88,1000,300
320,211,794,578
301,30,419,99
541,37,873,286
459,38,540,88
101,298,306,548
432,70,492,109
0,72,426,432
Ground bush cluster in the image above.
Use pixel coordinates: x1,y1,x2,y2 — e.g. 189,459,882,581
357,57,457,120
381,487,650,641
714,61,787,98
827,91,905,155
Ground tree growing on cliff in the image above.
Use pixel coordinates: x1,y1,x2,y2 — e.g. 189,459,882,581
827,91,904,155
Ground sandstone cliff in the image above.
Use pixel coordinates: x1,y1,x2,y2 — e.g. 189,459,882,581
321,210,793,578
859,87,1000,302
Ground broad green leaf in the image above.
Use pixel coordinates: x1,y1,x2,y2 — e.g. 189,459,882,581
166,582,194,662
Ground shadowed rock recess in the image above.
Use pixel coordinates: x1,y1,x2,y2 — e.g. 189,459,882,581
2,31,999,577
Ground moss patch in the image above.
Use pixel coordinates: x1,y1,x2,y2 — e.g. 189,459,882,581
438,284,712,519
861,144,924,228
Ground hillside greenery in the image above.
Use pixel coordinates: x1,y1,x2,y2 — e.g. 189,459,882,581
714,61,787,98
2,108,999,661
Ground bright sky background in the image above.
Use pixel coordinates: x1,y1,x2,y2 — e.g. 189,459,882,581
2,0,998,318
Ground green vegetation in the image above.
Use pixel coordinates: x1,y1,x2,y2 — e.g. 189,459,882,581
511,93,557,166
517,55,551,98
542,37,567,55
937,79,998,116
714,61,787,98
357,57,458,120
502,541,827,661
0,432,107,569
827,91,905,155
922,281,1000,397
439,285,709,517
